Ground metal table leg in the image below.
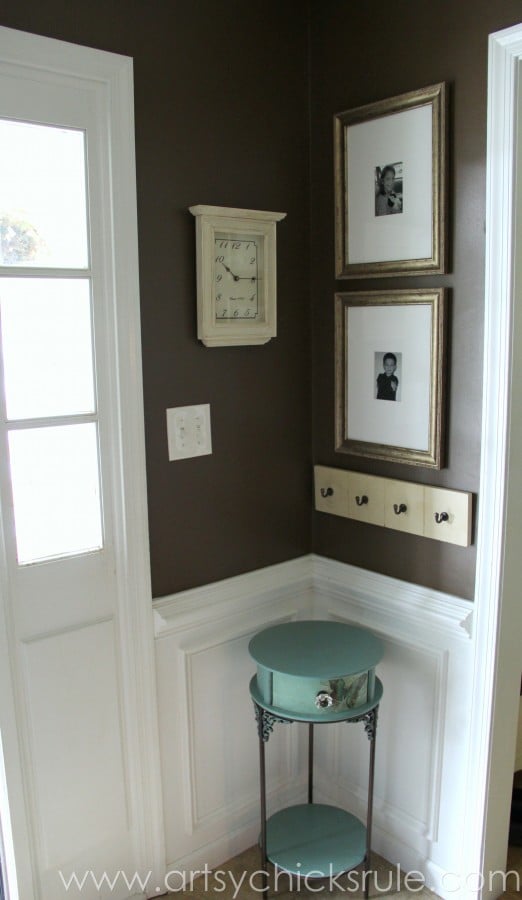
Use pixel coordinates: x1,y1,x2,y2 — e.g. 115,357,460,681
308,723,314,804
254,703,290,898
363,706,378,900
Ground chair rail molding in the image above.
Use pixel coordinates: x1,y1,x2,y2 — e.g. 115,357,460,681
312,555,473,643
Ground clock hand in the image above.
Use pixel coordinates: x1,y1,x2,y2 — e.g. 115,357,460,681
236,275,257,281
220,261,240,281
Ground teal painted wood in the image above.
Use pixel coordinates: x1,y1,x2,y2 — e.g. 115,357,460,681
248,621,382,678
272,671,369,715
266,804,366,877
249,675,383,723
249,621,383,717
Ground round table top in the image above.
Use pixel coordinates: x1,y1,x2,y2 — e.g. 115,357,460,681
248,620,382,678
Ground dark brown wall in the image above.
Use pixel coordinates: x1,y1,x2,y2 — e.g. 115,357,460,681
0,0,312,595
310,0,522,600
2,1,520,601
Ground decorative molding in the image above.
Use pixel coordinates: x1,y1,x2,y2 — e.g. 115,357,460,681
181,615,298,833
163,781,307,888
312,555,473,642
319,774,428,850
153,553,472,644
153,556,314,637
105,45,167,893
324,632,447,847
460,24,522,899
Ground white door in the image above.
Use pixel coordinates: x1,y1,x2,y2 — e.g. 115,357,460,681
0,26,164,900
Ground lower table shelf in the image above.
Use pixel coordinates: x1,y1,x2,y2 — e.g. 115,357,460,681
266,803,366,878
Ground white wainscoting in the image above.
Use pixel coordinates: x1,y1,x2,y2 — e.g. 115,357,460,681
153,557,314,877
311,556,474,898
153,554,474,898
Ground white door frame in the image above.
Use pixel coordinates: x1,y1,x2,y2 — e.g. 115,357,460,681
462,22,522,900
0,26,165,899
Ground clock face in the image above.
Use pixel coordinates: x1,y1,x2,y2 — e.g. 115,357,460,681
213,232,264,323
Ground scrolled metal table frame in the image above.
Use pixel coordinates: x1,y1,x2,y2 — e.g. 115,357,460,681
253,700,379,899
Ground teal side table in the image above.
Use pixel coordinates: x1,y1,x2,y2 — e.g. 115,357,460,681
248,620,383,898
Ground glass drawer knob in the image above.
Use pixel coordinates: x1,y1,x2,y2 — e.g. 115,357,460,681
315,691,334,709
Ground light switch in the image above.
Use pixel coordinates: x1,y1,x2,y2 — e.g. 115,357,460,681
166,404,212,461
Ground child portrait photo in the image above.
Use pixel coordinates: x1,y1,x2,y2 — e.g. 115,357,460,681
375,161,403,216
375,351,402,402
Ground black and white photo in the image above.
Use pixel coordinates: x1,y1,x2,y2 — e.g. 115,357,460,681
375,163,403,217
375,351,402,401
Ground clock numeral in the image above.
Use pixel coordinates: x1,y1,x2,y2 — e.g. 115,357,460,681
217,293,222,301
232,241,241,250
216,274,222,282
250,257,256,264
233,310,239,317
215,255,225,263
218,240,229,249
250,294,256,302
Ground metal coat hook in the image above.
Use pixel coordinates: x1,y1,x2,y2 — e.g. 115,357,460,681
320,487,333,498
393,503,407,515
355,495,368,506
434,511,449,524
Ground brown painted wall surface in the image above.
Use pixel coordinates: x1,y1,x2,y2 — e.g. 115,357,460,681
310,0,522,600
0,0,312,596
2,2,521,601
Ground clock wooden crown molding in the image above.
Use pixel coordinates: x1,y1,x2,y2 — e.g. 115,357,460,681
189,205,286,347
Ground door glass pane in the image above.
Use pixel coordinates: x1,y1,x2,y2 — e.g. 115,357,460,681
8,423,103,565
0,279,95,420
0,119,88,268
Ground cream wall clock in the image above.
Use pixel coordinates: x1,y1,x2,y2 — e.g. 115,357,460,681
189,205,286,347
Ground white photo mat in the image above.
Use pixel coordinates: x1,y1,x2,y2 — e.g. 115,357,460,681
346,105,433,265
335,290,446,469
346,304,431,450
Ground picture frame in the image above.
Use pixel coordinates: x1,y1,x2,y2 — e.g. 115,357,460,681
335,289,447,468
334,83,447,279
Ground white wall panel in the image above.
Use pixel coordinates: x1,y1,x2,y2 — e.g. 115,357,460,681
21,619,127,870
312,556,474,895
154,558,313,874
187,632,286,830
314,637,447,854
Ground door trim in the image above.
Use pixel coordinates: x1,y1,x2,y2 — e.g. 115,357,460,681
463,23,522,900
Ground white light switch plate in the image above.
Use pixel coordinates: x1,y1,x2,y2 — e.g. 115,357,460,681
167,404,212,461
